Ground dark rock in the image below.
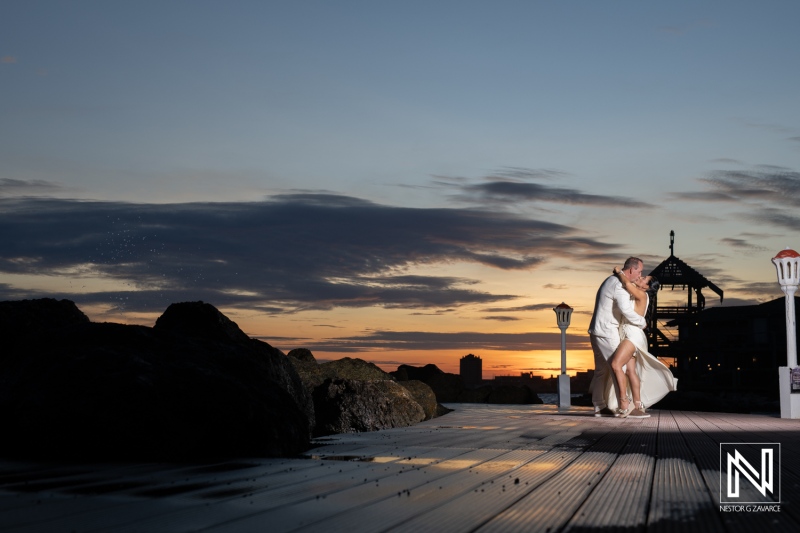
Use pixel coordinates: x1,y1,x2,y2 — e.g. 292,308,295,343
0,299,312,460
287,353,393,396
457,386,492,403
154,301,251,344
392,364,464,403
288,354,442,428
0,298,89,342
312,379,425,436
319,357,393,381
288,348,317,363
154,302,314,435
436,403,454,416
397,380,438,420
287,353,325,392
485,385,542,404
391,363,444,382
426,373,465,403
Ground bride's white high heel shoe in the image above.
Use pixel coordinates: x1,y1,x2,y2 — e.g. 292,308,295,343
615,398,631,418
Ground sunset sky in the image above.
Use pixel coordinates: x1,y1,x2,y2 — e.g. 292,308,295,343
2,1,800,378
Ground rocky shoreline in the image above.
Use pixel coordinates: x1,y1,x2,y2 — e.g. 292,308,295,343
0,298,539,462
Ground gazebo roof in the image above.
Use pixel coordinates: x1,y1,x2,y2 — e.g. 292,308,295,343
647,230,723,302
649,253,724,302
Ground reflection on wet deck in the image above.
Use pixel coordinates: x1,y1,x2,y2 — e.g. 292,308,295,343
1,403,799,532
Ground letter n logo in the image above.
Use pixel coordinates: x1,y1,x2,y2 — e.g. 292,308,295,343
720,443,780,504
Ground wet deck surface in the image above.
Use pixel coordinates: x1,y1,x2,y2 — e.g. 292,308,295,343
1,403,797,532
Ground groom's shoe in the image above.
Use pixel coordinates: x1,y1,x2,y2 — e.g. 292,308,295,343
594,407,616,417
628,402,650,419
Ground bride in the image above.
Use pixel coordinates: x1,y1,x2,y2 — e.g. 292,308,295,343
603,267,677,418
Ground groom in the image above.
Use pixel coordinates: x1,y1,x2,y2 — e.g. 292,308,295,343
588,256,647,417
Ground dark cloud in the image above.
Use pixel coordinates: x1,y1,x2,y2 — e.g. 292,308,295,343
488,167,571,181
699,169,800,205
744,206,800,231
668,191,738,202
719,236,768,252
670,167,800,231
483,316,520,322
742,121,793,135
718,280,783,301
0,194,625,313
460,181,653,208
437,168,653,208
0,178,65,196
482,303,558,313
710,158,746,165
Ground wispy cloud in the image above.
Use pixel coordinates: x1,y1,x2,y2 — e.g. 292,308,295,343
305,329,586,353
744,207,800,232
483,315,520,322
437,168,654,208
482,303,558,313
670,166,800,230
1,56,16,64
740,120,794,135
0,178,66,197
719,235,768,253
668,191,738,202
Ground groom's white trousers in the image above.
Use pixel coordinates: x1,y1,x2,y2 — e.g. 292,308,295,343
589,334,618,409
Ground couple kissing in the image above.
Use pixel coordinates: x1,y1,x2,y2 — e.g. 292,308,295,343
588,257,677,418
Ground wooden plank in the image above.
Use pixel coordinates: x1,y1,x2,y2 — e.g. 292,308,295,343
380,448,585,533
647,411,725,532
391,419,627,532
561,411,660,531
673,410,800,530
103,446,481,533
3,405,800,533
298,449,557,533
0,457,379,532
473,425,633,533
198,448,516,532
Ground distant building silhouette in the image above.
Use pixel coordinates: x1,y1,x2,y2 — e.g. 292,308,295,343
460,354,483,388
490,370,594,395
493,372,549,392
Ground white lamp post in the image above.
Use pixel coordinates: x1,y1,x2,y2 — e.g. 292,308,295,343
772,248,800,418
553,302,573,408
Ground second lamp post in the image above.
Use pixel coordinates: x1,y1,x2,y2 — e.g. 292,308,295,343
553,302,574,408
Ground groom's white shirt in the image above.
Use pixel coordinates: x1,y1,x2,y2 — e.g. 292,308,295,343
588,275,646,338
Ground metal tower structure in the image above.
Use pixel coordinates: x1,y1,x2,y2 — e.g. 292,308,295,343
647,231,724,373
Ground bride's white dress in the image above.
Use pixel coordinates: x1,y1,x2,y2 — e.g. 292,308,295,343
603,295,677,411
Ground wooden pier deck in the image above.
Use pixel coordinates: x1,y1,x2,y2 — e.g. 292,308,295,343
1,403,798,532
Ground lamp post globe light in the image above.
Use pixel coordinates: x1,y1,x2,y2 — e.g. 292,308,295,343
553,302,573,409
773,248,800,418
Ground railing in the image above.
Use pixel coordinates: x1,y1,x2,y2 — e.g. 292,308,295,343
655,305,701,317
